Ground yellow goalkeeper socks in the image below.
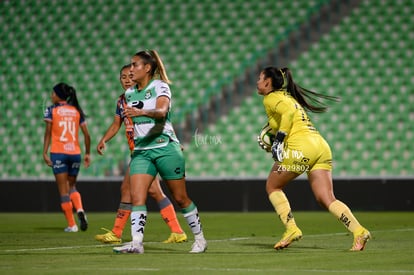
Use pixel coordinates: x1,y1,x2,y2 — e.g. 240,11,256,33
328,200,362,233
269,191,297,228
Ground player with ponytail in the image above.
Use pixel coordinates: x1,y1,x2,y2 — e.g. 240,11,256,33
95,64,187,244
257,67,371,251
113,50,207,254
43,83,91,232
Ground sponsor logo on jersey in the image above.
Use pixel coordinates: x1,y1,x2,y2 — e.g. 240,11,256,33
57,107,78,117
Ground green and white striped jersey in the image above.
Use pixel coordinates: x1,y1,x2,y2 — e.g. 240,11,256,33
124,79,179,150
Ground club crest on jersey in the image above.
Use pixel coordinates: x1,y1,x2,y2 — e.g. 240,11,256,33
145,90,152,99
156,138,166,143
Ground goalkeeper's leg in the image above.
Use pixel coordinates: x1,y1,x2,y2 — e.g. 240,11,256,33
267,165,302,250
309,169,371,251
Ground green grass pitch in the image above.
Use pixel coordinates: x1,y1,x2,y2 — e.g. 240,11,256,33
0,212,413,274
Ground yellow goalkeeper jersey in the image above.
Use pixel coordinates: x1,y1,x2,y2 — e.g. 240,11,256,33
263,90,318,138
262,89,332,173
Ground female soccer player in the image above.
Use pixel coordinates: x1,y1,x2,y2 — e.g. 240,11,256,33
113,50,207,254
95,64,187,244
43,83,91,232
256,67,371,251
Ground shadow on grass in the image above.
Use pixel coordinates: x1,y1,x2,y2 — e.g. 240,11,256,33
238,241,326,251
34,227,69,232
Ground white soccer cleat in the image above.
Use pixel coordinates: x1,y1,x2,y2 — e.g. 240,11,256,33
64,225,78,232
189,238,207,253
113,241,144,254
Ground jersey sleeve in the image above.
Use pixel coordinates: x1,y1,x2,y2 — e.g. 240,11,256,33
115,95,126,120
43,106,53,122
79,115,86,125
156,81,171,99
274,100,294,134
115,96,123,117
264,93,294,135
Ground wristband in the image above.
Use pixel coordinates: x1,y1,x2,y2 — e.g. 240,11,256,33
275,131,287,143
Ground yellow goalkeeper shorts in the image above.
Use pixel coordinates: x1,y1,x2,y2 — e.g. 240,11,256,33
278,133,333,174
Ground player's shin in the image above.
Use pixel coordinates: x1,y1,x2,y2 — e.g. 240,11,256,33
130,205,147,245
268,190,297,228
328,200,361,232
182,202,203,236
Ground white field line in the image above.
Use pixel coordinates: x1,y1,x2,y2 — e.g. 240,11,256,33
1,227,413,253
45,267,414,274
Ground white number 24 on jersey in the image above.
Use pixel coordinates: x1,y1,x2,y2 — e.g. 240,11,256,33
59,120,76,142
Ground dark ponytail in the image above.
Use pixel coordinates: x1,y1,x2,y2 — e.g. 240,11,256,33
263,67,339,113
53,82,87,119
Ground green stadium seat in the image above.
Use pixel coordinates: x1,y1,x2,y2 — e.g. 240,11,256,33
1,0,412,177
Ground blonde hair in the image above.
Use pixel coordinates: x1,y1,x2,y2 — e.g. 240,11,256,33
134,49,171,84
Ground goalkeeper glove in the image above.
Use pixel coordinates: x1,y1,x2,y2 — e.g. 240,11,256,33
271,131,287,162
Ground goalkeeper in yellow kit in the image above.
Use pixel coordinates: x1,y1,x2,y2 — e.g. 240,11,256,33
256,67,371,251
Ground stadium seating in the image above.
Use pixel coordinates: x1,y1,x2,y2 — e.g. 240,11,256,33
0,0,412,178
194,2,414,176
184,0,414,177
